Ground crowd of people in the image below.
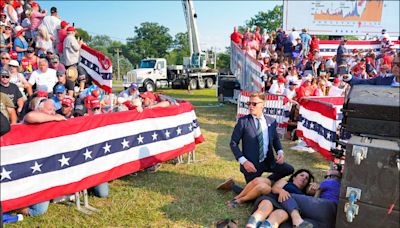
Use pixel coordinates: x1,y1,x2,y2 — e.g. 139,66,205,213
226,26,399,227
0,0,180,219
231,26,399,102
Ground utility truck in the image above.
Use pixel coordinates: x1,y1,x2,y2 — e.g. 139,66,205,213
125,0,217,92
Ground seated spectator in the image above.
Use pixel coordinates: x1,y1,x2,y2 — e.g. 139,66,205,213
328,78,345,97
35,25,54,55
56,97,74,118
0,12,10,27
284,81,298,102
268,76,286,95
8,59,32,97
28,58,58,94
52,84,68,110
13,26,29,62
0,52,11,70
53,69,74,97
296,77,313,100
0,91,17,124
118,82,140,104
0,25,13,53
140,91,171,109
0,69,24,115
313,79,327,96
22,47,39,70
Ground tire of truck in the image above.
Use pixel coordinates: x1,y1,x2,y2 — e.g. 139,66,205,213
144,80,156,92
189,79,197,90
198,78,205,89
205,77,214,88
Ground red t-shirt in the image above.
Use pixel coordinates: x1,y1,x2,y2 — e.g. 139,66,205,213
296,84,314,100
230,32,243,45
382,54,394,69
58,29,68,53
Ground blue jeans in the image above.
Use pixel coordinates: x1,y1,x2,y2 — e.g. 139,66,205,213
28,201,49,216
92,182,109,198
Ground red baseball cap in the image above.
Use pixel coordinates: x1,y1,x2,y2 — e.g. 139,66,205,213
333,78,341,84
140,92,156,100
352,49,359,53
66,26,75,32
31,2,39,7
62,97,74,107
90,99,101,108
60,21,69,28
9,51,18,60
36,90,48,98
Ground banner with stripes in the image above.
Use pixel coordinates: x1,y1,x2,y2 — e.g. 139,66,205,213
0,101,204,212
296,96,344,160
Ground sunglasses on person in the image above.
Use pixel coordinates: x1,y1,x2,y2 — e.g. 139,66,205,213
92,107,100,111
27,50,34,53
5,27,11,30
1,57,10,60
55,92,64,95
246,102,263,106
1,75,9,78
62,104,71,108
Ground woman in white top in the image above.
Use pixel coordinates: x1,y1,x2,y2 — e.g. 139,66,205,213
35,25,54,55
8,60,33,98
3,0,18,25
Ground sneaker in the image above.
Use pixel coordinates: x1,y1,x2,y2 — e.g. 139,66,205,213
146,163,162,173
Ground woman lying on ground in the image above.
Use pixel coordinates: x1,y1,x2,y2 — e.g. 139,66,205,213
279,169,341,228
246,169,315,228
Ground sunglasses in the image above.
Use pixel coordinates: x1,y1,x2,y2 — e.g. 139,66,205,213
27,51,34,53
55,92,64,95
1,75,10,78
62,104,71,108
92,107,100,111
247,102,263,106
1,58,10,60
324,174,340,179
5,27,11,30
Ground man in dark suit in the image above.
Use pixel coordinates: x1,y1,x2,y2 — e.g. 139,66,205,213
217,92,294,193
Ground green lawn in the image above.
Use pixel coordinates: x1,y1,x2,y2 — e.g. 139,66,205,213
10,88,329,227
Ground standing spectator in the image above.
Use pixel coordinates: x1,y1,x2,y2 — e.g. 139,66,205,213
309,35,320,53
57,20,68,54
28,58,57,94
13,25,29,61
61,26,82,68
292,37,303,65
20,9,32,41
3,0,18,25
21,46,38,70
275,28,284,56
29,1,46,39
254,27,262,44
35,25,54,55
282,34,293,63
53,69,74,97
8,59,32,97
0,69,23,114
0,25,13,53
336,39,350,75
288,27,300,46
40,6,60,42
0,91,17,124
0,12,10,26
300,29,311,56
230,26,243,46
0,52,11,70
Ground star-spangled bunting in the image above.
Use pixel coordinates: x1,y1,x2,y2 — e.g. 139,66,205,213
84,149,93,160
58,155,70,167
30,162,43,174
121,138,130,149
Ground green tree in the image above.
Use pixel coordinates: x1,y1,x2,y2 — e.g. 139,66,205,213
75,28,91,43
245,5,283,33
124,22,173,66
166,32,190,65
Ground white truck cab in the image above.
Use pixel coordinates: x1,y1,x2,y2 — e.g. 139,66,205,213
127,58,167,92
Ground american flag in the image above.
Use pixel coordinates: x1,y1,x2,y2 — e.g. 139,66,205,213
79,45,113,93
296,96,344,160
0,102,204,212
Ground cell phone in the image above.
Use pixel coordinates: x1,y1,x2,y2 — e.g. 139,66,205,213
72,22,75,27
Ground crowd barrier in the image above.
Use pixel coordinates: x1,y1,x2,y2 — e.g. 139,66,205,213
237,91,292,133
230,42,264,92
0,101,204,212
296,96,344,160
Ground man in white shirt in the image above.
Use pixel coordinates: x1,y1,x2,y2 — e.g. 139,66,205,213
328,78,345,96
41,7,61,49
28,58,58,94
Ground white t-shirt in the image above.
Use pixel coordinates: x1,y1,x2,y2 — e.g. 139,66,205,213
328,86,344,97
41,15,61,38
284,88,296,100
28,68,58,93
268,83,285,95
117,89,140,104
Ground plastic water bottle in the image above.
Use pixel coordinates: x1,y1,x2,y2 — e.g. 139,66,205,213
2,213,23,224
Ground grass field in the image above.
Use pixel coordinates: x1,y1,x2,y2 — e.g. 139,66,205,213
9,88,329,227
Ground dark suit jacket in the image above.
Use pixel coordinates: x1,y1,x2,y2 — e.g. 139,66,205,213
230,114,283,174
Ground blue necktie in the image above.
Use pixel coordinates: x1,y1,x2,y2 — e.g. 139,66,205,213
257,118,265,162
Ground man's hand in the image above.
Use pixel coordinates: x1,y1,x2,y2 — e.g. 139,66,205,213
307,182,320,195
136,106,143,113
53,114,66,121
278,189,291,202
243,160,257,173
276,153,284,164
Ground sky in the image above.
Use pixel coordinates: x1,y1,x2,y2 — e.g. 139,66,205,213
39,1,280,52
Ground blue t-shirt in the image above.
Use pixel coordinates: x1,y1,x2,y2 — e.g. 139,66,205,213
284,182,304,195
319,179,341,205
13,37,28,62
300,33,311,49
52,96,62,111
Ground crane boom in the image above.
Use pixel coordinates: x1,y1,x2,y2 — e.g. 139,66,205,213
181,0,207,70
